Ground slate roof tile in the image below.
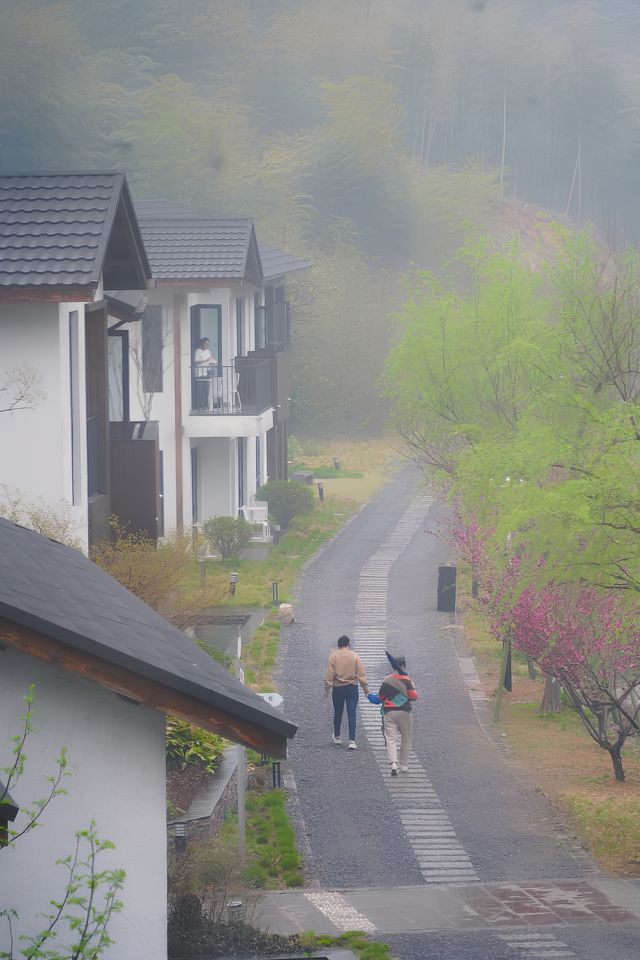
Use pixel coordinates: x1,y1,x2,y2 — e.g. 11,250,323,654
136,216,259,281
258,242,311,281
0,519,296,744
0,172,150,289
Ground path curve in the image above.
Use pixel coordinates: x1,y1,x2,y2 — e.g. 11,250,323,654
277,468,595,889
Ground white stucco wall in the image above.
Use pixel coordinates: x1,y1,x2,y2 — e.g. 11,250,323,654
121,283,267,533
0,649,167,960
0,302,89,549
193,436,233,521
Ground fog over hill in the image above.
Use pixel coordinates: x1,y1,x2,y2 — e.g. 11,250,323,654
2,0,638,431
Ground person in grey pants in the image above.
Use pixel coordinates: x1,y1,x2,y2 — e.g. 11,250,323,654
368,654,418,776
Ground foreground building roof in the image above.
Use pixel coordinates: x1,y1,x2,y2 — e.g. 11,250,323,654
0,519,296,757
0,171,150,296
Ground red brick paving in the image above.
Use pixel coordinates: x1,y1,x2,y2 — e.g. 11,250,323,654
453,881,637,928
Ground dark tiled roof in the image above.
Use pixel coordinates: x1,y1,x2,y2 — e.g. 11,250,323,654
258,242,311,281
135,202,262,283
0,172,150,289
0,519,296,746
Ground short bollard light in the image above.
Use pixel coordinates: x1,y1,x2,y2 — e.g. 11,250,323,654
173,821,186,854
273,524,281,544
333,456,341,470
317,481,324,501
229,571,239,596
227,899,244,923
272,581,279,605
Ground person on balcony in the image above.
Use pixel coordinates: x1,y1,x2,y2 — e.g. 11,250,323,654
194,337,217,409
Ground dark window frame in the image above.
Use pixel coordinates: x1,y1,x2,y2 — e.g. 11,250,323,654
236,296,245,357
107,328,130,422
254,292,266,350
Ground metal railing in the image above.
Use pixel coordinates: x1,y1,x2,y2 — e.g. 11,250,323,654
190,360,272,415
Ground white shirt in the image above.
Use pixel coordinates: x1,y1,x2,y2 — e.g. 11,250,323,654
194,347,215,376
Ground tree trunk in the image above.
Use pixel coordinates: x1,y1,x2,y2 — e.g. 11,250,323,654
608,744,625,782
539,674,561,712
527,656,537,680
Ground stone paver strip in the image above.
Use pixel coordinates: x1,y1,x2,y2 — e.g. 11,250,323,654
260,880,640,935
353,495,480,884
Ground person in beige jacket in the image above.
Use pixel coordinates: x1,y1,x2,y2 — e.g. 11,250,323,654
324,635,369,749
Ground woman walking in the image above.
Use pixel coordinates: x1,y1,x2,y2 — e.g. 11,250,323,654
368,652,418,776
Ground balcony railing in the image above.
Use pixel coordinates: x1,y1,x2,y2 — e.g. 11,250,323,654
190,360,272,416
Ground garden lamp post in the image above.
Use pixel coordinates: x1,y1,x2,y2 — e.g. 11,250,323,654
229,571,239,596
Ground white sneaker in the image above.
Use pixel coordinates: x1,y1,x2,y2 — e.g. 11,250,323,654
400,765,409,772
348,740,357,750
332,734,341,745
390,762,398,777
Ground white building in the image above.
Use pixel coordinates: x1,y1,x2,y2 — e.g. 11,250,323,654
109,202,309,537
0,517,296,959
0,172,152,550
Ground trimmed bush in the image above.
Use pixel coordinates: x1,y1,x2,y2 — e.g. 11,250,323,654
203,515,253,559
257,480,315,530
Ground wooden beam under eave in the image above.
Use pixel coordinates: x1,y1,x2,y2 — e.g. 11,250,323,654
0,286,95,303
0,620,289,759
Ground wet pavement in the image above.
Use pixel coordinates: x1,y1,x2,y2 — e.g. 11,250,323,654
268,469,640,958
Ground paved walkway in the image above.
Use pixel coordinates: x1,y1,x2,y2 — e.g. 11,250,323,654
268,469,640,957
257,877,640,935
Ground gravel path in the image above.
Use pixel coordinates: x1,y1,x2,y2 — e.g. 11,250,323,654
277,468,596,889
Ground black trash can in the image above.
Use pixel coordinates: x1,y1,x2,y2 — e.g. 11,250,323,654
437,564,457,612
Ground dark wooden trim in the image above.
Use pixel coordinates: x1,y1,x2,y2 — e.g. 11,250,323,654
155,279,240,289
0,620,288,758
0,286,95,303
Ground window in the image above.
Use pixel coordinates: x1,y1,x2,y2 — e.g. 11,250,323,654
190,305,222,370
142,305,163,393
236,297,244,357
107,330,129,421
254,292,266,350
68,311,81,505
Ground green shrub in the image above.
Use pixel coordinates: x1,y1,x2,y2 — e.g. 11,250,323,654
203,515,253,559
243,864,267,887
257,480,315,530
166,717,224,773
284,870,304,888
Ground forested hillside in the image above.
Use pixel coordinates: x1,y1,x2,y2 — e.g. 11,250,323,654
2,0,639,433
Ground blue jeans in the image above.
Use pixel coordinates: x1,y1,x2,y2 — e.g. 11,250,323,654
332,684,359,740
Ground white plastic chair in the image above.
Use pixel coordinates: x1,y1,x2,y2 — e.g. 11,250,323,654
232,371,242,412
240,500,271,540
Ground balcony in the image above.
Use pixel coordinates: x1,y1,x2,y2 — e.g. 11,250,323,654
190,359,272,416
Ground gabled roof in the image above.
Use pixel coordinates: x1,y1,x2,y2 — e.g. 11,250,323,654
0,172,151,296
0,519,296,756
135,201,263,284
258,242,311,281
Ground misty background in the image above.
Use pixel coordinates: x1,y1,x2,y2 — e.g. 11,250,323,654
2,0,639,434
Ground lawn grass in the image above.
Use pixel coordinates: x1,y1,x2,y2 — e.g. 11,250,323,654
300,931,393,960
459,577,640,876
221,786,303,889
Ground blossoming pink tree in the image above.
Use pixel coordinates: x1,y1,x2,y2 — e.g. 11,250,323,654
512,584,640,781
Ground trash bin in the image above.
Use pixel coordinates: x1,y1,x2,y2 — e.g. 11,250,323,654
437,564,457,612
